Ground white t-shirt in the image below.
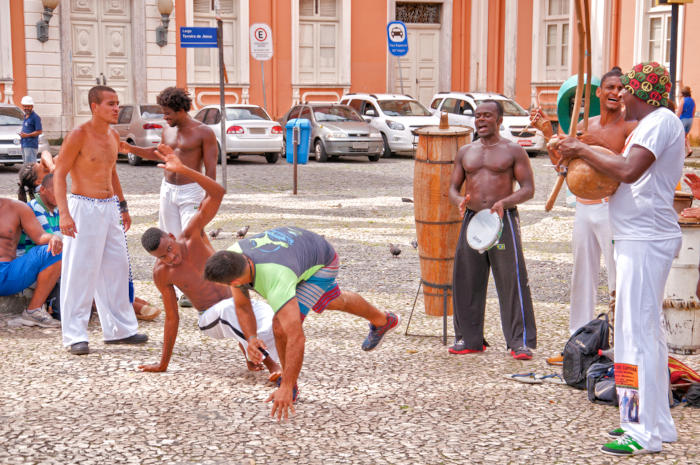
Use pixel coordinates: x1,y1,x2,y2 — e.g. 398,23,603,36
609,107,684,241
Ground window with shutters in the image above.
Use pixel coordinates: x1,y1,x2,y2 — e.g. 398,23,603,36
192,0,238,83
644,0,672,68
298,0,340,84
542,0,571,81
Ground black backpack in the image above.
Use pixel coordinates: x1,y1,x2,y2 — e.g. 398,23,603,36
563,313,611,389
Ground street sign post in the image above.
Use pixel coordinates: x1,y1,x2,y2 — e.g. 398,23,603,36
387,21,408,95
215,1,227,191
250,23,273,111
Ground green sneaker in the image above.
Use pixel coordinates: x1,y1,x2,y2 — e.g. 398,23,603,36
600,434,655,456
607,427,625,438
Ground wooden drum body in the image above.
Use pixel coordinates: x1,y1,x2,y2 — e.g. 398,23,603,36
565,145,620,200
413,126,471,316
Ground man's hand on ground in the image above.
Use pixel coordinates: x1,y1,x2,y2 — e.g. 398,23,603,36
138,363,167,373
267,386,296,421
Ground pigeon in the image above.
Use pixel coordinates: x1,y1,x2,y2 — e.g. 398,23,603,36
389,243,401,258
209,227,223,239
401,197,414,203
410,238,418,249
236,225,250,239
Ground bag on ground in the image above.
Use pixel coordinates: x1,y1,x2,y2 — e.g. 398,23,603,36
563,313,611,389
586,360,617,406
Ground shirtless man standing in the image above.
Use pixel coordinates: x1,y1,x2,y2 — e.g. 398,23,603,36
448,100,537,360
531,68,637,338
0,198,62,327
54,85,147,355
138,146,281,377
121,87,217,237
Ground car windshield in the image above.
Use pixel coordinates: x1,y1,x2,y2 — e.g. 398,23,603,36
474,99,528,117
313,106,362,122
141,105,164,120
0,107,24,126
377,100,431,117
225,107,270,120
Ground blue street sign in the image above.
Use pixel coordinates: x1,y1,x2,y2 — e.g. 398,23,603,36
180,27,218,48
387,21,408,57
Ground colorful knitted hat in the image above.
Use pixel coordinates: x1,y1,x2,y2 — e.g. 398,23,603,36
620,61,671,108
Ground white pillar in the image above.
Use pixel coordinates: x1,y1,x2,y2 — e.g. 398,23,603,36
469,0,488,92
503,0,518,98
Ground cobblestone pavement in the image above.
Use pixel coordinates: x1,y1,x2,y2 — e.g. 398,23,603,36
1,155,699,464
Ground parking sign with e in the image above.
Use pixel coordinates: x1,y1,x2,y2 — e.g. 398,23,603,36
387,21,408,56
250,23,273,61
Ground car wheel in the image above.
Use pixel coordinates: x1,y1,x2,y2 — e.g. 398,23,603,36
127,151,142,166
280,139,287,159
368,154,380,162
315,140,328,162
381,133,392,158
265,152,279,164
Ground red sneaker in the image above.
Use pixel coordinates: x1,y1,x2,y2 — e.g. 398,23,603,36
510,347,533,360
449,339,486,355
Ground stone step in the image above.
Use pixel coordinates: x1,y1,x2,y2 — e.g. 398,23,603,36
0,291,32,316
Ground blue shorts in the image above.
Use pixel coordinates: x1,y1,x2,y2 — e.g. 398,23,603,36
0,245,61,296
296,254,342,320
681,118,693,135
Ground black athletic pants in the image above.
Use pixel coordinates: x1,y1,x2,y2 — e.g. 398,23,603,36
452,208,537,351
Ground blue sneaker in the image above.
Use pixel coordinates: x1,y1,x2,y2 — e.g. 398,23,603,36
362,312,400,351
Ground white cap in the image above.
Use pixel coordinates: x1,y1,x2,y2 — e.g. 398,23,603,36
21,96,34,106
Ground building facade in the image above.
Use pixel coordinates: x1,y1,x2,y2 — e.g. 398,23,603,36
1,0,698,140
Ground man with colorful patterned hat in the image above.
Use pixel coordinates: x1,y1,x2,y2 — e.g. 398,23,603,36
555,62,685,456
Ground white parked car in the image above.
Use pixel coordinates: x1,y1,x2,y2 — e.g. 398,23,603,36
428,92,545,155
339,93,439,157
193,104,283,164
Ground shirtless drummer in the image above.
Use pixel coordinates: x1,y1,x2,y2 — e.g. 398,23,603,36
448,100,537,360
54,86,147,355
138,145,281,377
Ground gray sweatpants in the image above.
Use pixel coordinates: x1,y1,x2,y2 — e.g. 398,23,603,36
452,208,537,351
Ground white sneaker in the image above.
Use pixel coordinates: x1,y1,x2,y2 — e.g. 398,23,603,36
20,308,60,328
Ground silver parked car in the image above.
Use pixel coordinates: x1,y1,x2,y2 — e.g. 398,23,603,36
278,103,383,162
114,104,166,165
0,104,49,167
194,104,283,164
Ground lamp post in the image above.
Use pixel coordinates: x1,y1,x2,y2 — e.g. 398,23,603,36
36,0,60,43
156,0,174,47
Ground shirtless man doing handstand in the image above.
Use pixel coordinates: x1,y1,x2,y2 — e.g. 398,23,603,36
138,146,281,377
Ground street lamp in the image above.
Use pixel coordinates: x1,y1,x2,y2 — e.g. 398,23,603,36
156,0,174,47
36,0,60,43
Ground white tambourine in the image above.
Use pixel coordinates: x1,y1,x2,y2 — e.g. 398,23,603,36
466,209,503,253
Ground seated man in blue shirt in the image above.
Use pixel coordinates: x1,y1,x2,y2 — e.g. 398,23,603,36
19,96,42,164
0,195,62,328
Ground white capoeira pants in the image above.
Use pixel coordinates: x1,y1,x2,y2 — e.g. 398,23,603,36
60,195,138,346
198,298,279,363
614,238,681,451
159,178,205,237
569,201,616,334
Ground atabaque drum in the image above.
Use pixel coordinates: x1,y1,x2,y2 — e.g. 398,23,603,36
413,125,472,316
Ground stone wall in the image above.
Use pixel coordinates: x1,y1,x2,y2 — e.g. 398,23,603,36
144,0,177,104
23,0,63,139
